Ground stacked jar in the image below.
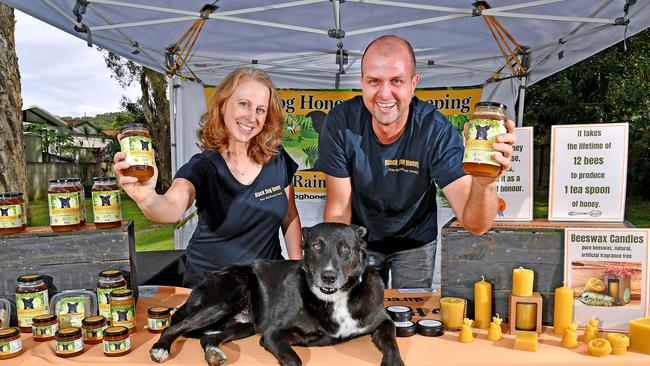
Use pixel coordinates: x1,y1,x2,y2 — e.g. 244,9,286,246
96,270,128,320
109,289,136,333
48,178,82,231
0,192,26,235
15,274,50,332
91,177,122,229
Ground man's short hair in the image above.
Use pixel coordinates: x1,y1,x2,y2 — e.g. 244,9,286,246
361,35,417,75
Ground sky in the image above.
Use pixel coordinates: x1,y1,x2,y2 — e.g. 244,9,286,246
14,10,140,118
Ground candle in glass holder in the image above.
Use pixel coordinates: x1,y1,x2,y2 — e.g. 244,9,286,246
553,283,574,335
512,267,534,296
608,279,620,301
474,276,492,329
440,297,467,331
515,303,537,331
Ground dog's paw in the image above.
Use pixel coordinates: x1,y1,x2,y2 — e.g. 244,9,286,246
204,345,228,366
150,347,170,363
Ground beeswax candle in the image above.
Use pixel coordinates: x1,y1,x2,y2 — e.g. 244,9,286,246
629,317,650,354
487,314,503,341
512,267,534,296
440,297,466,331
561,323,578,349
474,276,492,329
553,283,574,335
514,331,538,352
459,318,474,343
606,333,629,355
515,303,537,331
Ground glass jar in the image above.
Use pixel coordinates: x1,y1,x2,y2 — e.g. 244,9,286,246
119,123,155,182
97,270,128,320
32,313,58,341
109,289,136,333
103,326,131,357
55,327,84,358
15,274,50,332
82,315,107,344
0,328,23,360
91,177,122,229
462,102,508,178
48,178,82,232
147,307,171,333
0,192,25,235
71,178,87,225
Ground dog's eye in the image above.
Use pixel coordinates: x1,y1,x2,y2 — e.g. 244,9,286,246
340,244,350,252
311,242,321,251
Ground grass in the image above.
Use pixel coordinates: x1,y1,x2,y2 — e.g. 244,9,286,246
27,195,174,252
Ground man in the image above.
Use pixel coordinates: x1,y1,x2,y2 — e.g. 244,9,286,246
317,35,516,288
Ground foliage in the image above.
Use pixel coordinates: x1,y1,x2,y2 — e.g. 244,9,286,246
23,123,77,161
302,145,318,168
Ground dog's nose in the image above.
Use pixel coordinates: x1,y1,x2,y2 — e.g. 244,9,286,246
321,271,337,285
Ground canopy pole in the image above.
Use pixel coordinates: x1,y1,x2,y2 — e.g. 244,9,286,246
517,76,526,127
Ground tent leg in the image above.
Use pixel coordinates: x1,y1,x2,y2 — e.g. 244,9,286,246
517,76,527,127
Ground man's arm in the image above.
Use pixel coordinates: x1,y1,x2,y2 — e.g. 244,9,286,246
323,175,352,224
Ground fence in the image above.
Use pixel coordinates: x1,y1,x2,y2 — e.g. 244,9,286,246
26,162,111,200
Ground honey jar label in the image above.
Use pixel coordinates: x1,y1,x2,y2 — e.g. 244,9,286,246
103,337,130,354
97,286,127,318
148,316,171,330
56,296,86,328
83,326,106,340
92,190,122,223
55,338,83,354
0,339,22,355
33,323,59,338
111,304,136,329
0,204,22,228
462,118,507,167
16,290,49,327
120,136,154,167
48,192,81,226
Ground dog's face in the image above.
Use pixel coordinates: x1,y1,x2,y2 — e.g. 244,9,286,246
67,302,79,313
301,223,367,295
100,195,112,206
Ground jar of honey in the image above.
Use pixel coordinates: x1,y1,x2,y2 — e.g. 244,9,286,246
71,178,87,225
32,313,58,341
462,102,508,178
82,315,107,344
48,178,82,232
0,328,23,360
15,274,50,332
91,177,122,229
96,270,128,320
147,307,172,333
109,289,136,333
103,326,131,357
55,327,84,358
0,192,26,235
119,123,155,182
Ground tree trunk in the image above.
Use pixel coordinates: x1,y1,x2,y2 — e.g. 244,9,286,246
0,5,27,198
140,68,171,192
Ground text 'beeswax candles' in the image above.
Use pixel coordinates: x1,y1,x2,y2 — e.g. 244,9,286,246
515,303,537,331
474,276,492,329
553,283,574,335
440,297,467,331
512,267,534,296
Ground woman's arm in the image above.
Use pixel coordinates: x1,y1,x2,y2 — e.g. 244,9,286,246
282,184,303,259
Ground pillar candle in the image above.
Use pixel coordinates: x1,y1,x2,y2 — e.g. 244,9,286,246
474,276,492,329
515,303,537,331
512,267,534,296
440,297,467,330
629,317,650,354
553,283,574,335
608,280,620,301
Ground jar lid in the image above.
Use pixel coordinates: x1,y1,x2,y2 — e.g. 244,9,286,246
0,327,19,339
48,178,75,184
17,274,44,282
120,123,148,132
148,307,171,316
33,314,57,323
93,177,117,183
103,326,129,337
475,101,508,110
0,192,22,198
110,289,132,298
394,320,416,337
385,305,413,322
416,319,444,337
56,327,82,337
99,269,124,278
82,315,106,326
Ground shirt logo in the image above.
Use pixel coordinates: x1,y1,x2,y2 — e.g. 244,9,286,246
254,185,283,201
384,159,420,175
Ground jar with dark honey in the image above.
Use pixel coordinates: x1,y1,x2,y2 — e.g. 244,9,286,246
119,123,155,182
32,313,58,341
462,102,508,178
0,192,25,235
15,274,50,332
91,177,122,229
109,289,136,333
71,178,87,225
55,327,84,358
147,307,171,333
82,315,107,344
96,270,128,320
103,326,131,357
0,328,23,360
48,178,82,232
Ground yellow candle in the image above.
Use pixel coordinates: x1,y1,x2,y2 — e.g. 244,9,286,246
514,330,538,352
607,333,629,355
440,297,467,330
459,318,474,343
515,303,537,331
629,317,650,354
553,283,574,335
583,321,599,343
474,276,492,329
587,338,612,357
487,314,503,341
561,324,579,349
512,267,534,296
608,281,619,300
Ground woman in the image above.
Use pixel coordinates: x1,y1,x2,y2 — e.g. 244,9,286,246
114,68,302,288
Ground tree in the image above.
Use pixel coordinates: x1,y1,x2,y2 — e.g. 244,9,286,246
101,51,172,191
0,4,27,196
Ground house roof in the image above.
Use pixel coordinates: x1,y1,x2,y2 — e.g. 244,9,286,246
22,105,69,128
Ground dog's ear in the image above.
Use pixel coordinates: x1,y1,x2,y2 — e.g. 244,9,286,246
350,224,367,240
301,227,311,249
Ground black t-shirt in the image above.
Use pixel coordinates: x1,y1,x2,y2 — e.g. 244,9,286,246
174,147,298,273
317,96,465,253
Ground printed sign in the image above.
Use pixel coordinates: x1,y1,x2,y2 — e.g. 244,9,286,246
549,123,628,221
495,127,533,221
565,228,649,331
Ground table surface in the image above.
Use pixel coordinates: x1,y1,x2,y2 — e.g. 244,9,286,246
8,286,650,365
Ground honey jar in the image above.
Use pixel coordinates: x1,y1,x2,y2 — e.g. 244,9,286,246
0,192,26,235
82,315,107,344
15,274,49,332
96,270,128,320
32,313,58,341
109,289,136,333
0,328,23,360
55,327,84,357
147,307,172,333
71,178,87,225
462,102,508,178
119,123,155,181
103,326,131,357
91,177,122,229
48,178,82,232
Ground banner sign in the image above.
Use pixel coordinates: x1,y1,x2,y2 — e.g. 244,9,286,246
565,228,649,331
548,123,628,221
495,127,533,221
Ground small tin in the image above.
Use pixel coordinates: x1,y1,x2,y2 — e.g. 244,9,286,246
386,305,413,322
416,319,444,337
394,320,417,337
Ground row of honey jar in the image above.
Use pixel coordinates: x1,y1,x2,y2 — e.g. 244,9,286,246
0,176,123,235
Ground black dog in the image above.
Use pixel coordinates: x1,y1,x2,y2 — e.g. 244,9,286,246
100,195,112,206
140,140,150,150
22,298,34,310
66,302,78,313
0,208,8,216
116,310,129,321
150,223,403,366
59,197,71,208
475,125,490,140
